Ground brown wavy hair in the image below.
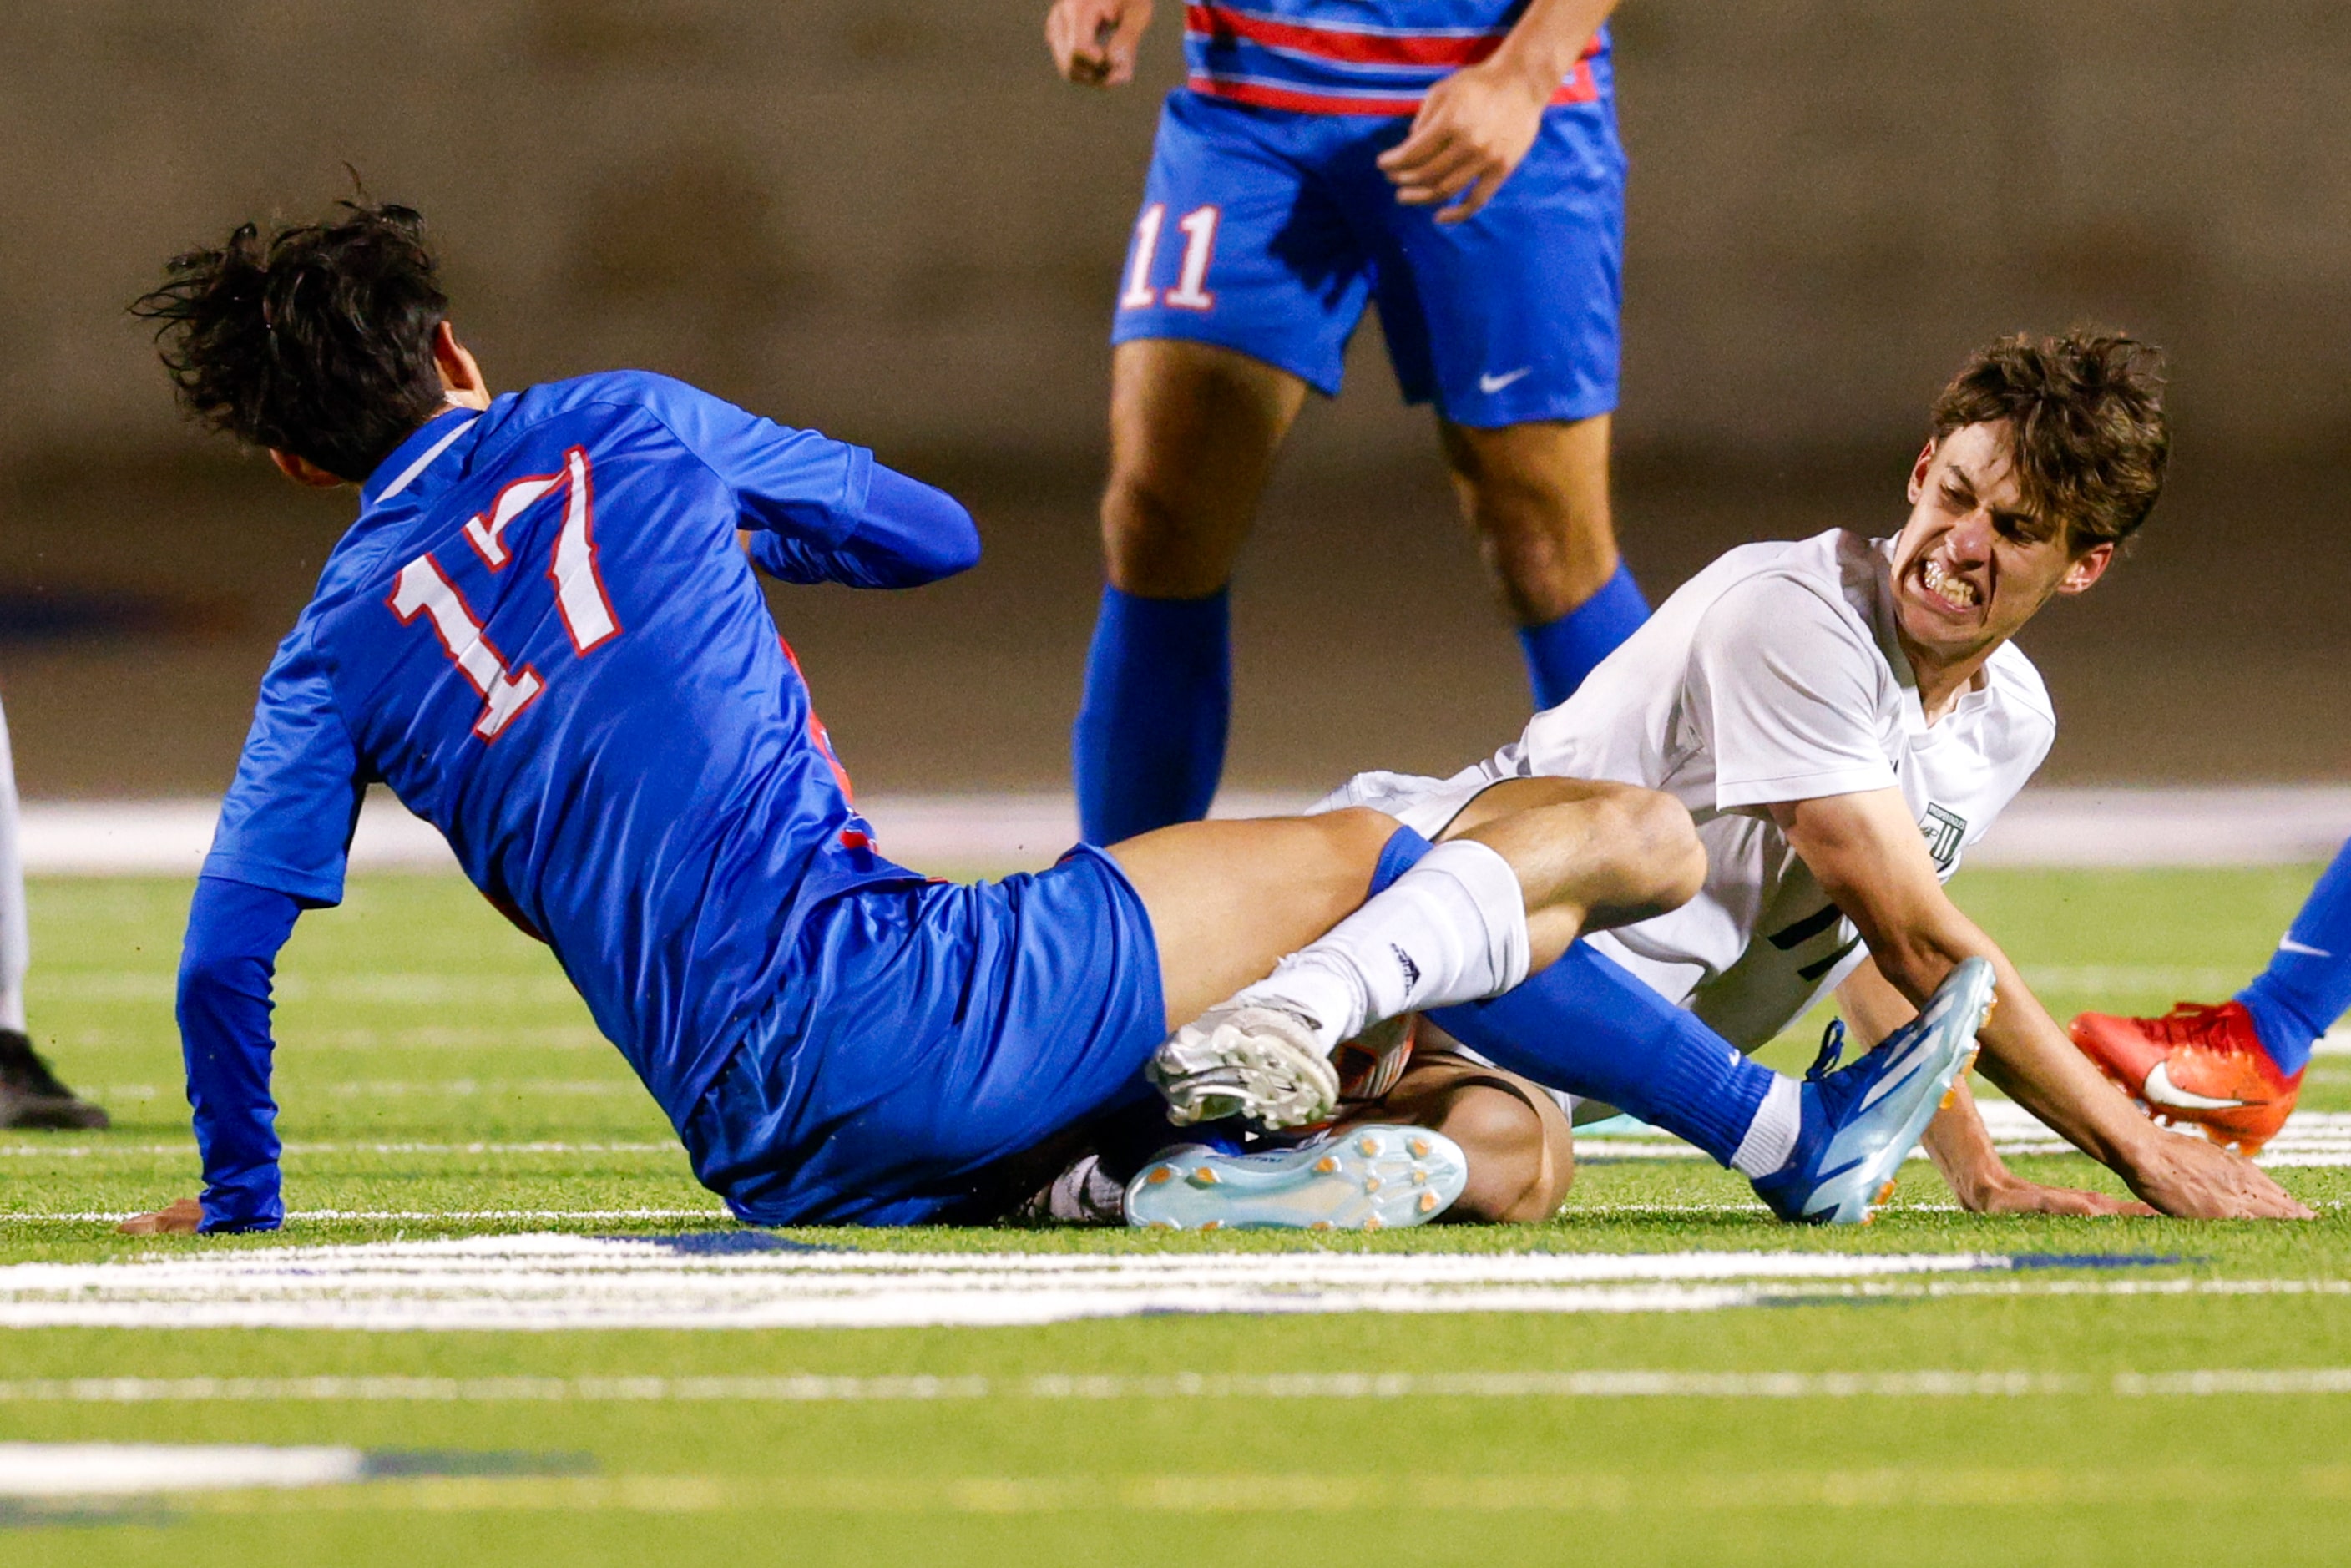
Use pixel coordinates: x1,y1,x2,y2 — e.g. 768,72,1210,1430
1930,331,2170,554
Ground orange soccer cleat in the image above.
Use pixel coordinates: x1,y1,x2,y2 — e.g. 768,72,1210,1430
2069,1000,2303,1156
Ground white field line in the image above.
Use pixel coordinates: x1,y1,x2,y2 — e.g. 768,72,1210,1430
6,1368,2351,1405
21,787,2351,876
0,1142,679,1160
0,1443,366,1498
0,1239,2217,1331
38,971,576,1004
1578,1104,2351,1166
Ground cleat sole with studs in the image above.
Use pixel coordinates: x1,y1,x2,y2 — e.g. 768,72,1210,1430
1125,1124,1469,1232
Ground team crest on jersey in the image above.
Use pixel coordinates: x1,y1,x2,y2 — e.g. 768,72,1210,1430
1919,804,1967,873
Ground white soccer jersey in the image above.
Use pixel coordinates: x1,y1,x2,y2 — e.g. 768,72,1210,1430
1325,529,2055,1050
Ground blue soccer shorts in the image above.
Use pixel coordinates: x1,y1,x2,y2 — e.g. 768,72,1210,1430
682,845,1168,1226
1110,88,1625,428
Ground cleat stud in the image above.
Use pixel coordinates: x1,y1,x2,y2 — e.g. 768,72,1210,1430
1411,1169,1428,1186
1311,1221,1334,1232
1191,1166,1218,1186
1362,1216,1383,1232
1145,1166,1173,1186
1939,1086,1959,1110
1148,1221,1175,1231
1358,1135,1382,1157
1198,1219,1221,1232
1418,1192,1438,1213
1363,1176,1382,1193
1408,1138,1431,1158
1875,1179,1897,1205
1314,1156,1339,1175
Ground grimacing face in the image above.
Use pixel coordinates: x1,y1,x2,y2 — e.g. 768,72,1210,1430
1888,421,2112,679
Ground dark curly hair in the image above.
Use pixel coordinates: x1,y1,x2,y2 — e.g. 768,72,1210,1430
130,201,451,482
1930,331,2170,554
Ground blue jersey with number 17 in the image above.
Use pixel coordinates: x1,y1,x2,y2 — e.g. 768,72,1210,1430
203,372,933,1129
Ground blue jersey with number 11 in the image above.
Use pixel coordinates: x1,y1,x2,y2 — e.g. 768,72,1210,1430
204,372,940,1126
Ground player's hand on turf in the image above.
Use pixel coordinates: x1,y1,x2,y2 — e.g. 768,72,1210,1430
2127,1134,2314,1221
1047,0,1153,88
118,1196,205,1236
1961,1176,2157,1219
1378,59,1552,222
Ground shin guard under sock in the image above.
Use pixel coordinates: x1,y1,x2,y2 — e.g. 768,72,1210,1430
1074,586,1231,845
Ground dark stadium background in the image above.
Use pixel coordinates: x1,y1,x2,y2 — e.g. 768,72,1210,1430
1,1,2344,799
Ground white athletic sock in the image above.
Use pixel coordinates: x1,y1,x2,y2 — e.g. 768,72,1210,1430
1235,839,1534,1055
1729,1075,1802,1177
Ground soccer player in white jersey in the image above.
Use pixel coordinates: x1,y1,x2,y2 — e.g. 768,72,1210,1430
1164,331,2308,1221
0,697,105,1130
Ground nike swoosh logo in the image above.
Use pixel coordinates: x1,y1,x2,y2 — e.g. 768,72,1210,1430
1478,367,1534,394
2142,1060,2249,1111
2279,937,2333,958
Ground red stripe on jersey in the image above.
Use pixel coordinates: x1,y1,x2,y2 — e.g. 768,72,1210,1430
1189,66,1596,116
1184,4,1603,68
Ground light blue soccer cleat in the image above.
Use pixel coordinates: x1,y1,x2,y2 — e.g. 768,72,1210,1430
1750,956,1997,1225
1125,1124,1469,1232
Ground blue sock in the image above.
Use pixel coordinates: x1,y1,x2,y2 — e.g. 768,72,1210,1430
1516,562,1650,711
1073,586,1230,845
1368,825,1772,1166
2236,838,2351,1075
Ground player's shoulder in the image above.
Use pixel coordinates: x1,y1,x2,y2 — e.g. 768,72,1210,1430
496,369,720,430
1690,532,1878,645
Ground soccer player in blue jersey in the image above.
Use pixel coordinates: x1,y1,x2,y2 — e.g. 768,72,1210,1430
117,202,1991,1237
1049,0,1646,845
2070,842,2351,1154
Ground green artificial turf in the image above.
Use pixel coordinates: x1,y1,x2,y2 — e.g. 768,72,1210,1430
2,867,2348,1565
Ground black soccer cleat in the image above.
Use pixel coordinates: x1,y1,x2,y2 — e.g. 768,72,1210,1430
0,1028,109,1130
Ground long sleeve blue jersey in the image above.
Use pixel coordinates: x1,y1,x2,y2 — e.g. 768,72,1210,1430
177,371,978,1232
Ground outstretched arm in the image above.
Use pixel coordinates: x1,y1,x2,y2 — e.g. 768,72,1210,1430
123,875,305,1236
1378,0,1620,221
1777,787,2311,1219
1836,956,2154,1216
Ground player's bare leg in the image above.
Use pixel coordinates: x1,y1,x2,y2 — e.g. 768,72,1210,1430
1113,779,1706,1122
1333,1048,1576,1222
1101,340,1308,599
1438,414,1645,706
1075,341,1309,843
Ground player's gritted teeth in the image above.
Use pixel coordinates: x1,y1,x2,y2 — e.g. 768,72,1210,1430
1915,554,1985,617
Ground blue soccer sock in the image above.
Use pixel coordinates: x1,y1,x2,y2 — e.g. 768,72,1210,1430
2236,837,2351,1075
1367,824,1774,1167
1073,586,1231,845
1516,561,1650,711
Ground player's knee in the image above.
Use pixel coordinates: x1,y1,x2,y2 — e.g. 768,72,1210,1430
1441,1085,1569,1223
1591,786,1704,914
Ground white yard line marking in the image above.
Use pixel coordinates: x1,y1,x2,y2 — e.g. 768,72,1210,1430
6,1368,2351,1404
0,1141,678,1160
0,1443,366,1497
38,972,578,1004
1579,1105,2351,1166
0,1238,2213,1331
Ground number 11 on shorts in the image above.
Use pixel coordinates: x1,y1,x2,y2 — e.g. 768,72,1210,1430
1118,203,1220,312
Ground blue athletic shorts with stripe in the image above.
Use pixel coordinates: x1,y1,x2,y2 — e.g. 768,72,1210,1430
681,845,1167,1226
1110,88,1625,428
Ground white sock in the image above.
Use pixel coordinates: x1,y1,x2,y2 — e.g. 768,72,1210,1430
1729,1076,1802,1177
1235,839,1533,1055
